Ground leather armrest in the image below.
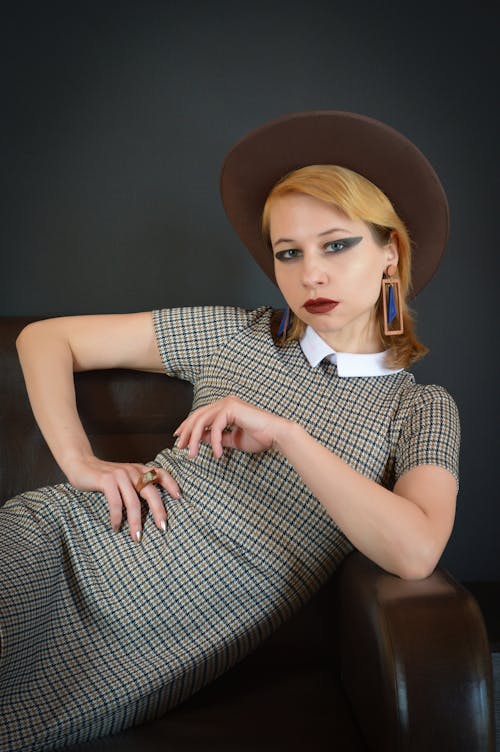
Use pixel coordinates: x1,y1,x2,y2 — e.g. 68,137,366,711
337,551,495,751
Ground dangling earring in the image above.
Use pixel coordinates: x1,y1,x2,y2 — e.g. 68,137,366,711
277,306,291,337
382,265,404,336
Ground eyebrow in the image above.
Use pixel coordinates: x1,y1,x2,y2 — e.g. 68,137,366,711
273,227,353,247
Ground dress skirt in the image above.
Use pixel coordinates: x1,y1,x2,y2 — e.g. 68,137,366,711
0,480,344,751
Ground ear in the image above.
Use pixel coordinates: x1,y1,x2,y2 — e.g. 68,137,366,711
385,231,399,267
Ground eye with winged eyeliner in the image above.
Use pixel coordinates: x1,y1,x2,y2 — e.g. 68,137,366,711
274,236,363,260
274,248,300,260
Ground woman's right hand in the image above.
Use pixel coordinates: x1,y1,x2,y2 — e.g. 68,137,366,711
16,313,175,542
65,456,181,542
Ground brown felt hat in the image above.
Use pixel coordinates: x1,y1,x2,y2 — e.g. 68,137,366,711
220,111,449,297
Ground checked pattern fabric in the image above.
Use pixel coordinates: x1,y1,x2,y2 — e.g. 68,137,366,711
0,306,460,750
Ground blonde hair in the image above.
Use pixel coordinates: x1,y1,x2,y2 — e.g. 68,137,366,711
261,165,427,368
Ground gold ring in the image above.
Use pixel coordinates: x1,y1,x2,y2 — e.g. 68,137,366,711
135,469,159,494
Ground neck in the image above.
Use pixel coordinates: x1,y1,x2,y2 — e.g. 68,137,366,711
317,314,381,354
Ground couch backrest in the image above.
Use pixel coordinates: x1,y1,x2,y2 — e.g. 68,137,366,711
0,318,193,503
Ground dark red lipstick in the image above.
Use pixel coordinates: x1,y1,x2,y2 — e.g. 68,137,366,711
303,298,339,314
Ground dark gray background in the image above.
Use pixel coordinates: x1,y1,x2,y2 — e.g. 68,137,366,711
1,1,498,580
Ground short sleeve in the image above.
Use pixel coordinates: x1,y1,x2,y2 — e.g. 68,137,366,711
152,306,270,383
394,385,460,488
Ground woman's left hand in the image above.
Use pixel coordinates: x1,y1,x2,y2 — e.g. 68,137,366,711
174,396,288,459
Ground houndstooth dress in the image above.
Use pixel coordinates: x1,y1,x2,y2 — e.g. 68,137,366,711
0,306,460,751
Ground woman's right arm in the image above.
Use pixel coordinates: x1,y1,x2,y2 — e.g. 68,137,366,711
16,313,181,540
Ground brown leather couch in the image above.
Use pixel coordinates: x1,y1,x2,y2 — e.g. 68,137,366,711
0,317,495,752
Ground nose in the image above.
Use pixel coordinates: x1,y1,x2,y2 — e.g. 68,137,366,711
301,253,328,288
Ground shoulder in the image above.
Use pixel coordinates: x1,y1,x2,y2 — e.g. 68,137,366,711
389,378,461,448
392,381,461,487
153,305,272,337
398,381,460,423
151,305,275,382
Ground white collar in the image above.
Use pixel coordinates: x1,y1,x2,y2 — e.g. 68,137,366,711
299,325,403,378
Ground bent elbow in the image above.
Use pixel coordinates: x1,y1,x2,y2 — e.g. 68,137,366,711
16,319,61,359
16,322,38,358
398,562,436,581
16,319,48,347
396,549,440,581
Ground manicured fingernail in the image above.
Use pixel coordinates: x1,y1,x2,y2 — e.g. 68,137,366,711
160,519,167,533
135,530,142,543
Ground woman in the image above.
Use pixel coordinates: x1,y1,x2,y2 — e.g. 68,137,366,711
0,111,459,750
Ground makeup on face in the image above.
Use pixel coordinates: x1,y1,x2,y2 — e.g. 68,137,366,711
270,193,394,352
274,235,363,261
303,298,339,314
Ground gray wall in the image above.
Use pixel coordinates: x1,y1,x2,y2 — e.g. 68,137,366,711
1,1,498,580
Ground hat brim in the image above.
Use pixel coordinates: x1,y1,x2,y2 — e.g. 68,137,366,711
220,111,449,297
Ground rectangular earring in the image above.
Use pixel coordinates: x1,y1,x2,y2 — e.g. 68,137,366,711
382,270,404,335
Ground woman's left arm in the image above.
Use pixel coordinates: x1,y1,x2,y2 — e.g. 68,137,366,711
273,423,456,580
175,396,457,580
